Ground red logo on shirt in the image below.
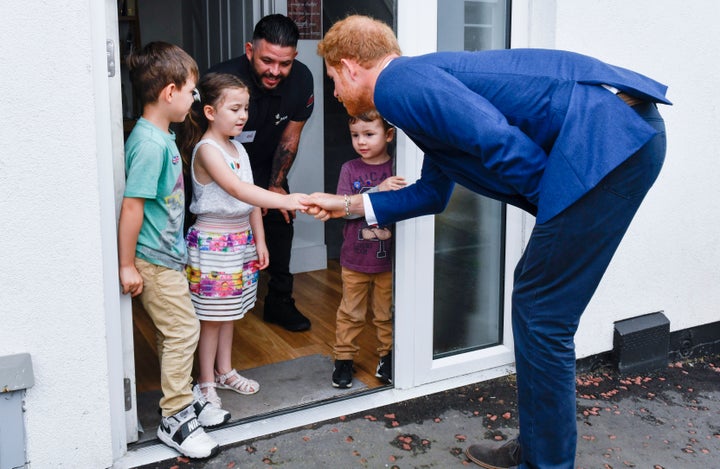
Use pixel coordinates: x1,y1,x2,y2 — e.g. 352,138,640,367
306,94,314,108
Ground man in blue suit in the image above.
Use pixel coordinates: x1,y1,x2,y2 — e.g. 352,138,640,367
312,15,669,469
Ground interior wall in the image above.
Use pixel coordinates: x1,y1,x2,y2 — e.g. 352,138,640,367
322,0,396,258
288,40,327,272
139,0,183,46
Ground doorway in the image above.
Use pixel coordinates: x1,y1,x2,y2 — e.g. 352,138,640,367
120,0,397,446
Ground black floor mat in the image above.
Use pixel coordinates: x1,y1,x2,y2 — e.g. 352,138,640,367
134,354,369,443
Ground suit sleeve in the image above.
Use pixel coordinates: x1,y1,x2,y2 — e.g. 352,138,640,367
368,157,454,225
376,62,546,208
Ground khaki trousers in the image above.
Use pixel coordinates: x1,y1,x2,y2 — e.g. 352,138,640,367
334,267,393,360
135,258,199,416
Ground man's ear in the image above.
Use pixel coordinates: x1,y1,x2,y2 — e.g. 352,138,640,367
340,58,359,80
245,42,253,59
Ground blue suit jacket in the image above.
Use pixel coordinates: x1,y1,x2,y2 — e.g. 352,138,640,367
369,49,671,225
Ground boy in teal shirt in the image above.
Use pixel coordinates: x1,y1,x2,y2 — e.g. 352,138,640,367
118,42,227,459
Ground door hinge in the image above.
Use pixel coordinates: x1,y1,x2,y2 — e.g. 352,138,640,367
107,40,116,77
124,377,132,411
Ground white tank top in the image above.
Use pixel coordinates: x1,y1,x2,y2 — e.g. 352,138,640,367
189,138,255,220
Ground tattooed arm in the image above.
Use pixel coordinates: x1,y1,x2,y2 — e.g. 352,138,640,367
267,119,308,223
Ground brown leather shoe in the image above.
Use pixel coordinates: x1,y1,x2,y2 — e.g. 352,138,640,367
465,438,522,468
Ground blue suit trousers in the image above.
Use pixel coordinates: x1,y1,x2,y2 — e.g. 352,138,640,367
512,103,666,468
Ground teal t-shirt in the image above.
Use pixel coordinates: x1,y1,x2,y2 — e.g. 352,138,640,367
124,118,187,271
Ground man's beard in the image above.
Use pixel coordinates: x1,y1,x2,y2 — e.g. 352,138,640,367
341,86,375,116
253,69,284,91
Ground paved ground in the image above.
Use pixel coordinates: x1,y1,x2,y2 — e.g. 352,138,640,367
136,353,720,468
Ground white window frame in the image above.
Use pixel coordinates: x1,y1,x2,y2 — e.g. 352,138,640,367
392,0,519,390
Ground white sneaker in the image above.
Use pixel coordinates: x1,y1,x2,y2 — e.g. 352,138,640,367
193,384,231,428
157,405,219,459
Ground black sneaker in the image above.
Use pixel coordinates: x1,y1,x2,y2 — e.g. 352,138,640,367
332,359,354,388
263,295,311,332
376,352,393,384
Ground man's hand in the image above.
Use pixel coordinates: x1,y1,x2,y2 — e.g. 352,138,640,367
267,186,295,222
307,192,349,221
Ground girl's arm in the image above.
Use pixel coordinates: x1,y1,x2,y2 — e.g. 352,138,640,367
195,144,309,211
250,207,269,270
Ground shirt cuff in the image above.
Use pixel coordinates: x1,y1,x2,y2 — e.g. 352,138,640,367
362,193,379,226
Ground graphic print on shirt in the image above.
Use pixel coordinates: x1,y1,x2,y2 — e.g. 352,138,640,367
355,183,391,260
162,174,185,253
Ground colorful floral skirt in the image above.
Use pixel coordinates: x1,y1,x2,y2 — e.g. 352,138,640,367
185,218,259,321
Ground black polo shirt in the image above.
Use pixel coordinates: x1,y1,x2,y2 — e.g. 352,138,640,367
208,55,314,189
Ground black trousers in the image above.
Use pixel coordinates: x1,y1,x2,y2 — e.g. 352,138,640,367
263,209,294,296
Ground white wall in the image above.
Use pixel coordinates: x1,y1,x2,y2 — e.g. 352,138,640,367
513,0,720,358
0,1,116,468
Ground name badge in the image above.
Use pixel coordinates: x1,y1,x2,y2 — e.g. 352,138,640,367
238,130,256,143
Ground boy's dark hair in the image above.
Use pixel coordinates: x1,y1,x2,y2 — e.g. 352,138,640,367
126,42,199,107
349,109,393,132
252,14,300,48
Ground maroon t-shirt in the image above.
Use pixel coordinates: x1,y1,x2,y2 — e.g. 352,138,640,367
336,158,394,273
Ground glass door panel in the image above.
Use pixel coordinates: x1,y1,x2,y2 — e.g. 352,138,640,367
433,187,505,356
433,0,510,358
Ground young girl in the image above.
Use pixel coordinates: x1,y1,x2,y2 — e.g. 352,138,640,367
178,73,308,411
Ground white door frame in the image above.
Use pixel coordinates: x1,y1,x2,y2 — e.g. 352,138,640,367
96,0,139,454
393,0,518,390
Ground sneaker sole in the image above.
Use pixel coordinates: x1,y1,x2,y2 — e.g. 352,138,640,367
156,429,220,459
464,447,509,469
331,380,353,389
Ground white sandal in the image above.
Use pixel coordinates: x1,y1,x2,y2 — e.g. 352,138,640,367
197,381,223,408
215,369,260,395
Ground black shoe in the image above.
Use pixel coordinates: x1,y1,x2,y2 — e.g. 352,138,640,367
375,352,392,384
332,359,354,388
465,438,522,469
263,295,311,332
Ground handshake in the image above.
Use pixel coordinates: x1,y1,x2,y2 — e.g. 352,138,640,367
290,176,407,222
